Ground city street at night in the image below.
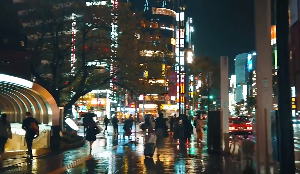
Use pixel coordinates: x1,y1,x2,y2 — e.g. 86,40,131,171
0,0,298,173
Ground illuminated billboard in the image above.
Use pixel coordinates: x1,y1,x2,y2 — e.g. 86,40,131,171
271,25,276,45
152,7,176,18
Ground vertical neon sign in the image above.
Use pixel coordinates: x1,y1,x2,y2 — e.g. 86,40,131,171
176,7,186,114
71,13,77,72
107,0,118,118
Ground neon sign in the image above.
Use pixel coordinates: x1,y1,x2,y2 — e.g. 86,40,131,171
71,13,77,72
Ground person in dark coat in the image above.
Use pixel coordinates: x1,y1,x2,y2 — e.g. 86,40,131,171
85,120,98,153
111,116,119,135
169,116,175,133
22,112,39,159
103,115,109,135
173,117,182,141
155,113,167,156
123,119,132,139
182,115,193,144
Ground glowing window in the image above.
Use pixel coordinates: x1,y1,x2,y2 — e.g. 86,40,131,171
152,8,176,18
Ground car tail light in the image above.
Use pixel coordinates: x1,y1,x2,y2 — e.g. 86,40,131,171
247,126,252,130
229,126,235,130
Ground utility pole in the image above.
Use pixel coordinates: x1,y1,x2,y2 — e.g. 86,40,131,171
220,56,229,154
254,0,273,173
276,0,295,173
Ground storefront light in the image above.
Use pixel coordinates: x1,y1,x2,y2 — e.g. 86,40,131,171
139,104,157,109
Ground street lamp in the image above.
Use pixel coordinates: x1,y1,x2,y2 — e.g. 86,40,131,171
187,50,193,64
186,50,194,115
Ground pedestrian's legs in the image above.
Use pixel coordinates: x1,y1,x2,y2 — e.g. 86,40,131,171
0,136,8,153
25,137,33,159
113,126,118,135
104,125,108,134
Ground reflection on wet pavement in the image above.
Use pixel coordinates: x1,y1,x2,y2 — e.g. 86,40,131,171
1,127,239,174
62,134,239,174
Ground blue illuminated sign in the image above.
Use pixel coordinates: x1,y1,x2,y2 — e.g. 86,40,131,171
248,59,253,71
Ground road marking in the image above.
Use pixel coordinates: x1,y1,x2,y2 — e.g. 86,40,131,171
47,155,93,174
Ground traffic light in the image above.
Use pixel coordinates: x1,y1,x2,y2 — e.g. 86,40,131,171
209,95,213,99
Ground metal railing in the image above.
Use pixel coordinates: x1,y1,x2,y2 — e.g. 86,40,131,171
32,130,48,148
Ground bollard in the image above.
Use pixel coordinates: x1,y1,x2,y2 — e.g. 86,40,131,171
240,139,255,173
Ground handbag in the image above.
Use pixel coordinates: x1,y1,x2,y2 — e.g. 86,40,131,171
148,135,157,143
94,126,100,134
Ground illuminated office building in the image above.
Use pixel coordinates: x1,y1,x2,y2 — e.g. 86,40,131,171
131,0,176,79
246,51,257,98
234,53,248,102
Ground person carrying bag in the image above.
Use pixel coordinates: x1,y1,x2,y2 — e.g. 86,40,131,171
196,116,205,144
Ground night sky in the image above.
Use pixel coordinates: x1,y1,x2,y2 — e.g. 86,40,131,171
187,0,256,74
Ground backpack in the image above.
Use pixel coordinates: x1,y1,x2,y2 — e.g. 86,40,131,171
30,121,39,133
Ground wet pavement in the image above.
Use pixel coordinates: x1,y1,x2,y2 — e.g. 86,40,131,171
3,124,300,173
0,125,241,174
62,136,239,174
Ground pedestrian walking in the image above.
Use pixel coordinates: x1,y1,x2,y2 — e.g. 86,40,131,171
0,114,12,156
155,113,167,157
111,116,119,135
128,114,134,130
173,117,183,141
85,120,99,153
196,115,205,144
103,115,109,135
145,115,152,133
169,115,175,133
123,118,132,139
22,112,39,159
182,115,193,144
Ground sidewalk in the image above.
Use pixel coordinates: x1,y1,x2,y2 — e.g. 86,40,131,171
64,133,242,174
1,148,50,160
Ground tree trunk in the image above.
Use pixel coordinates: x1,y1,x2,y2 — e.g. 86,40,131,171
51,90,61,106
63,90,91,116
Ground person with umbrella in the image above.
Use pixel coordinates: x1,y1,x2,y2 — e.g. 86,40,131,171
82,113,96,136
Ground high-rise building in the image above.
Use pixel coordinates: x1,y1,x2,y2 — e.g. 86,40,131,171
138,0,176,79
246,51,257,98
0,0,30,79
234,53,248,102
229,75,236,113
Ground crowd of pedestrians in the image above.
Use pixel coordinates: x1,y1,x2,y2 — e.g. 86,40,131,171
81,112,206,155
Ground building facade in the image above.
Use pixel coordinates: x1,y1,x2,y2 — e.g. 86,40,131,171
234,53,248,102
136,0,176,79
246,51,257,98
0,0,30,80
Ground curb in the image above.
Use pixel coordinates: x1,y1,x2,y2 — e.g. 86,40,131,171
2,151,27,158
60,137,86,151
1,149,51,160
47,155,93,174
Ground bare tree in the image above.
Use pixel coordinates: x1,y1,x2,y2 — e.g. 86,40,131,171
23,1,170,113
